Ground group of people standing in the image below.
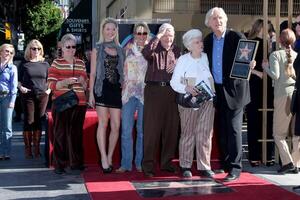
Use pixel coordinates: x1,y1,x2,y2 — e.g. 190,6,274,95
1,5,300,182
0,41,50,161
86,6,254,182
246,18,300,174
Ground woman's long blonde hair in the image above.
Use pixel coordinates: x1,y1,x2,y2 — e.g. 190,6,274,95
24,39,45,61
98,17,120,45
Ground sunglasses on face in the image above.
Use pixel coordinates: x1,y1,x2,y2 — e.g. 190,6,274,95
4,49,13,55
136,32,148,36
65,45,76,49
31,47,41,51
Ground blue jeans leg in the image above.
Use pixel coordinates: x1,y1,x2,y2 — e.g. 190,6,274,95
135,101,144,169
121,97,136,170
0,96,13,157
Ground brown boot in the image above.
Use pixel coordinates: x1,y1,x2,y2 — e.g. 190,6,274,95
23,131,33,159
33,130,42,158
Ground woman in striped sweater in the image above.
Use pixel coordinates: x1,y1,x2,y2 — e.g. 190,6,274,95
47,34,88,174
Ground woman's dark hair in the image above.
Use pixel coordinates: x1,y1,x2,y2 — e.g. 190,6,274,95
268,21,275,34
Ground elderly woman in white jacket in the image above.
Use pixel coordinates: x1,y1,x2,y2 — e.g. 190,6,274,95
170,29,215,178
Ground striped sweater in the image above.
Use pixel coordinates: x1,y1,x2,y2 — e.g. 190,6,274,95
47,58,88,106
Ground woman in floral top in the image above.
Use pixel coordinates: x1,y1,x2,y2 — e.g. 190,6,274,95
116,22,150,173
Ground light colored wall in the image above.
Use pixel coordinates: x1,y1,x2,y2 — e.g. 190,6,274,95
102,0,153,19
153,12,288,36
94,1,290,48
107,0,125,18
135,0,153,19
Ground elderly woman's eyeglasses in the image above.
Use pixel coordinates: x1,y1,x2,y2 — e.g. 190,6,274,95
65,45,76,49
136,32,148,36
4,49,13,55
31,47,41,51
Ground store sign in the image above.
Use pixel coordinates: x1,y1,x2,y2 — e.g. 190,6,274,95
65,18,91,33
17,33,25,51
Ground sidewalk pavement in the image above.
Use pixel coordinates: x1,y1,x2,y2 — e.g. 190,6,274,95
0,121,299,200
0,121,90,200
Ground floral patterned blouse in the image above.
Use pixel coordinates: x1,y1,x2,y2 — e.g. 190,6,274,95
122,41,148,105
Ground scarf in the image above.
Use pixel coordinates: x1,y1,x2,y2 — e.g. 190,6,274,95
94,41,124,97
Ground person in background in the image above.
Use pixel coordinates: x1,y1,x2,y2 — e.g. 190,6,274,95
263,28,298,174
84,49,91,76
268,21,277,53
294,15,300,53
48,33,88,174
170,29,215,178
246,19,275,167
116,22,149,173
203,7,255,182
56,41,63,58
89,18,124,174
141,23,180,177
0,44,18,160
292,40,300,191
13,56,24,123
18,39,50,159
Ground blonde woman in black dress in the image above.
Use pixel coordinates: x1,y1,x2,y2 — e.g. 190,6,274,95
89,18,124,173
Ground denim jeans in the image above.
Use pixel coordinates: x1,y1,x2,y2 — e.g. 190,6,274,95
0,95,13,157
120,97,144,170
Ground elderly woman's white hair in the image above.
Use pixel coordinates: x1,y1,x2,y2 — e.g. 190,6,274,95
182,29,202,50
61,33,77,46
159,23,175,34
205,7,228,27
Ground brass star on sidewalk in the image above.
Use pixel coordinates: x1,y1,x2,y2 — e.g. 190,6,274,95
239,44,252,60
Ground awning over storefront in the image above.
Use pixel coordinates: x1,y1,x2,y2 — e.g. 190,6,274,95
59,0,92,43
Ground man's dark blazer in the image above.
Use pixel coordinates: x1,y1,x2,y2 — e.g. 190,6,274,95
203,30,250,110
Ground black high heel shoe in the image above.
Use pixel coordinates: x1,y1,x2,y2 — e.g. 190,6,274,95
102,166,113,174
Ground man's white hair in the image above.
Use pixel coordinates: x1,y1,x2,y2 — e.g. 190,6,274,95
159,23,175,34
204,7,228,27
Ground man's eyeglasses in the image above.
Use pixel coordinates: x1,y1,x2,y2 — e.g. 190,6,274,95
136,32,148,36
4,49,13,55
31,47,41,51
65,45,76,49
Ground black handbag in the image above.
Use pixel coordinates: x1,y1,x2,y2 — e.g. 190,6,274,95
52,60,79,112
53,90,79,112
290,88,297,115
176,93,193,108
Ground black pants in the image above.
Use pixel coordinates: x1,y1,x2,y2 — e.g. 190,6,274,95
246,102,274,161
14,92,23,119
215,84,243,176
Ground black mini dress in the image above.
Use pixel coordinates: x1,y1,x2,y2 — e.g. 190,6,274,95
94,54,122,109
